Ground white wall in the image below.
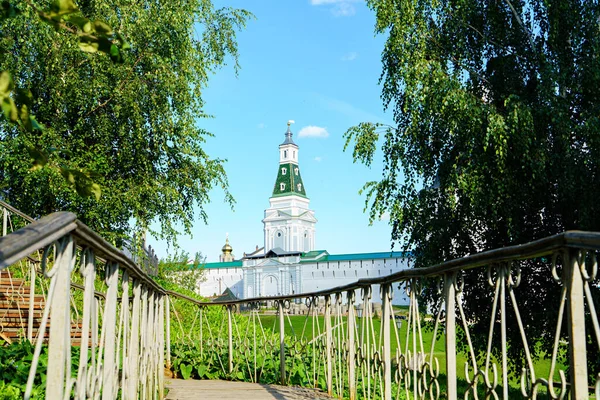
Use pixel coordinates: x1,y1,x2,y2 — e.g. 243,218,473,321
197,256,411,305
198,267,243,298
299,258,410,305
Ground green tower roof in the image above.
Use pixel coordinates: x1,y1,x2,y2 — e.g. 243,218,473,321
272,162,307,198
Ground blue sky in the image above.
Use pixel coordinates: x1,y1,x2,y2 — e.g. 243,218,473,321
147,0,398,262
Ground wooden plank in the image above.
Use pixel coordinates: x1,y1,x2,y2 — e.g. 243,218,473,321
165,379,333,400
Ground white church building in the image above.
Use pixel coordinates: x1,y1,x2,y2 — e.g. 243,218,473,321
197,123,410,304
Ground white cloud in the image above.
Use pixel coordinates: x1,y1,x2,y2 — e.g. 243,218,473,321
341,52,358,61
310,0,359,17
257,122,265,129
332,3,356,16
298,125,329,138
314,156,323,162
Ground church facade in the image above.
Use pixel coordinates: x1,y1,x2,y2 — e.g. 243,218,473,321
197,123,410,305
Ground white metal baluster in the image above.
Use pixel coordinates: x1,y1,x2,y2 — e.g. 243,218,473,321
324,295,333,396
566,250,589,399
127,279,142,400
227,304,234,375
140,285,149,399
158,294,165,399
165,296,171,369
102,262,119,400
45,236,75,400
444,273,457,400
76,249,96,399
2,207,7,236
347,290,356,400
27,260,35,343
146,292,156,398
278,300,286,385
120,271,130,399
152,292,160,399
361,287,371,399
381,283,392,400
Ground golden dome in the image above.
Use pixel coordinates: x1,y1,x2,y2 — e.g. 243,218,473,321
222,236,232,253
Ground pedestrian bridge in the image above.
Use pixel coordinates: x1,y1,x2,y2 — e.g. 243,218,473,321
0,200,598,399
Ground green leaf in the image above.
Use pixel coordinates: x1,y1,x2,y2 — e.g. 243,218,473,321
92,20,112,34
60,168,76,184
196,364,207,378
30,115,45,131
50,0,78,15
65,15,89,30
109,44,119,57
78,40,98,53
90,183,101,200
0,70,13,96
180,363,192,380
18,103,32,131
27,146,48,169
1,97,17,122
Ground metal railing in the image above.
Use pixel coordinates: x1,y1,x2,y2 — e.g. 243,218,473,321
0,210,166,399
166,232,600,400
0,204,599,399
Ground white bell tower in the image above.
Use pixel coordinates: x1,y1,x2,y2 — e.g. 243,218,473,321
263,121,317,253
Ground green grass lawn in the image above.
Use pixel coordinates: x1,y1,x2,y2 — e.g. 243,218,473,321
253,313,575,397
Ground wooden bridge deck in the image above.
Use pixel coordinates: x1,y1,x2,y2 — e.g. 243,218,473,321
165,379,334,400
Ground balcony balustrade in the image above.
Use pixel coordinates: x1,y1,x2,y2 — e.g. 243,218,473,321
0,201,598,399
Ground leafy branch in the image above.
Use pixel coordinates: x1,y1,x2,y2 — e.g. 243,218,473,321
0,0,130,199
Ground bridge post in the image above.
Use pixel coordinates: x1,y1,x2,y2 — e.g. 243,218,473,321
445,272,457,400
279,300,286,385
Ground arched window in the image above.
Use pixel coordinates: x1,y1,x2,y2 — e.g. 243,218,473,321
297,183,302,191
294,168,299,175
280,183,285,191
282,167,287,175
284,150,287,159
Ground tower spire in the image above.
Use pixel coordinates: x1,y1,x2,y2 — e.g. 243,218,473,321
283,119,295,145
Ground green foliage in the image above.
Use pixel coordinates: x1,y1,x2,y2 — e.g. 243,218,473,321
345,0,600,379
155,250,206,295
0,341,47,399
0,0,129,199
0,0,252,245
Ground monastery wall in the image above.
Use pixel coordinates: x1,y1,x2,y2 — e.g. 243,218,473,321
198,267,244,298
